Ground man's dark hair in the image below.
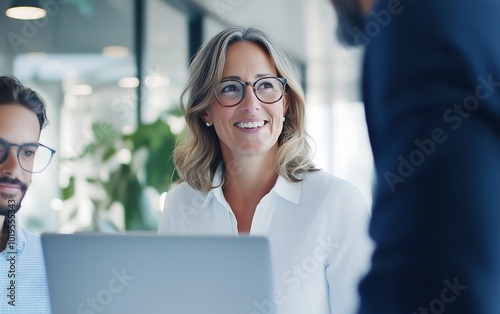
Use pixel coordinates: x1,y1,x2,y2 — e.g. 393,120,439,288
331,0,366,47
0,75,48,130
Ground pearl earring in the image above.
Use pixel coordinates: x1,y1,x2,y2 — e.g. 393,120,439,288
206,122,210,127
282,117,285,122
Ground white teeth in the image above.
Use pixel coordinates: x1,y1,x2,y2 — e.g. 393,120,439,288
235,121,265,129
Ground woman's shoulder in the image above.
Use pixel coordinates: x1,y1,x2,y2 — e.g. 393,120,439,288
164,181,207,206
301,170,371,221
301,170,367,205
166,181,203,197
302,169,356,191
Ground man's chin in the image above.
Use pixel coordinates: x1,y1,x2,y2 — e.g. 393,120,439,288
0,205,20,216
0,195,24,216
0,176,28,216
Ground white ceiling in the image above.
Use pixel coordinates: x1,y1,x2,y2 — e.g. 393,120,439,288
186,0,308,63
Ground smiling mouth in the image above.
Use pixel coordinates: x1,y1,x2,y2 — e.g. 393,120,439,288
234,120,267,129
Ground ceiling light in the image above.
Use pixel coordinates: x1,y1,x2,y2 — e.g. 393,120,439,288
27,52,47,59
102,46,130,58
6,0,47,20
119,77,139,88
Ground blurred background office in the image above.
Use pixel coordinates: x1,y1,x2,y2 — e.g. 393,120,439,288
0,0,373,233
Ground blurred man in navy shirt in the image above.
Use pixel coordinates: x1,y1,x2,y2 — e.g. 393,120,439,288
330,0,500,313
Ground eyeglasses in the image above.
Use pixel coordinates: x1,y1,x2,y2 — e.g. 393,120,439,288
215,76,287,107
0,138,56,173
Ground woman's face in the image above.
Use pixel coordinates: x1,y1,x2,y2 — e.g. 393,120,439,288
203,41,288,160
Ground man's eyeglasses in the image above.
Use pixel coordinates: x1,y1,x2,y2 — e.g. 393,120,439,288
0,138,56,173
215,76,287,107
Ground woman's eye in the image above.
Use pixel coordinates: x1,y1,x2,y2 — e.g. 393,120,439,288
221,84,240,93
257,82,274,90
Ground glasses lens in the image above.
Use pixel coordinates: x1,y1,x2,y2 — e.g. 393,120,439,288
0,140,7,163
254,77,285,103
19,144,53,173
216,80,244,107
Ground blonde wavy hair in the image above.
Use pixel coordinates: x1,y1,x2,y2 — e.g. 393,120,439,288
174,26,318,194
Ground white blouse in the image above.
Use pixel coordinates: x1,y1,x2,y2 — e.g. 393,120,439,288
159,168,373,314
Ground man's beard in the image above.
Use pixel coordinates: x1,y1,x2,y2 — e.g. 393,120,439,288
0,177,27,216
332,0,366,47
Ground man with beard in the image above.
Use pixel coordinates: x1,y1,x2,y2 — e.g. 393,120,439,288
330,0,500,313
0,76,54,312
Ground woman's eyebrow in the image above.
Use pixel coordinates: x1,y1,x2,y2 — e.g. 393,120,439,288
221,73,275,81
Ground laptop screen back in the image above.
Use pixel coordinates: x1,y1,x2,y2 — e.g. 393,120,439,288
42,234,274,314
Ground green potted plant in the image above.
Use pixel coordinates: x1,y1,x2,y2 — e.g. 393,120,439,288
62,115,181,232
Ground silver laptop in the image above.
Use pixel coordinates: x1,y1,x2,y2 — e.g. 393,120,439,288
41,233,274,314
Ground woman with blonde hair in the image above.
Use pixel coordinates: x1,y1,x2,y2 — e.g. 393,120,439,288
159,26,372,314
